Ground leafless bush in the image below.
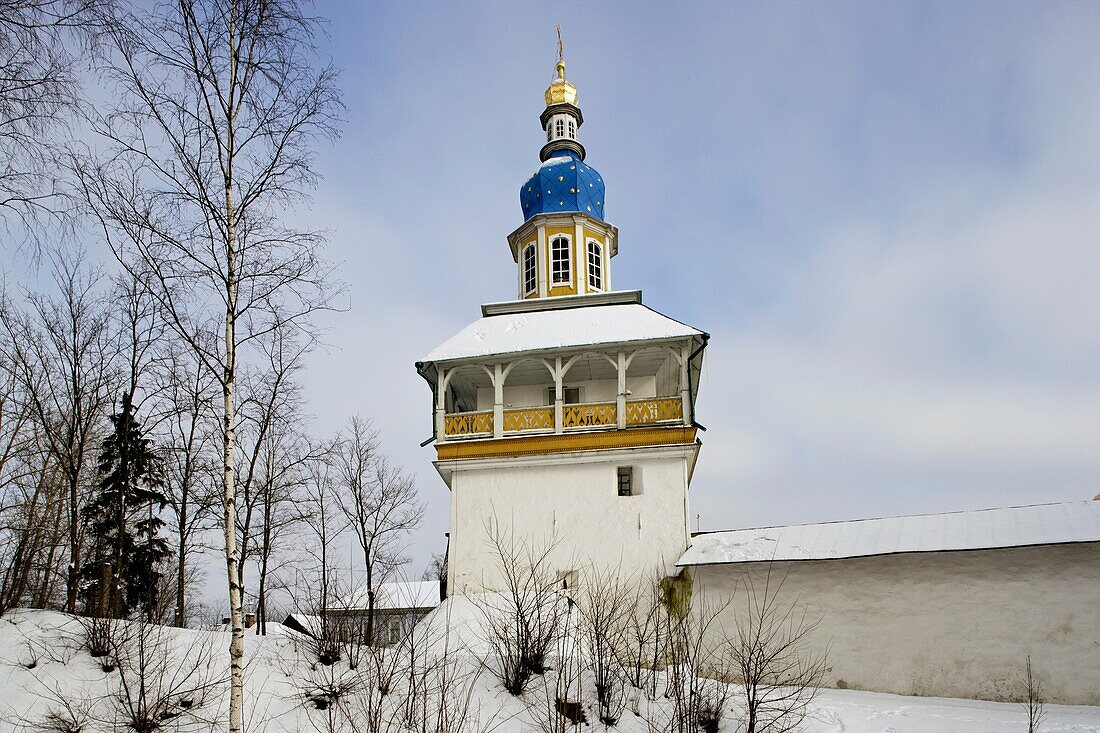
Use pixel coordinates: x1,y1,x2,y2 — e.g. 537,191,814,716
13,622,77,669
528,594,587,733
398,611,492,733
730,567,827,733
299,664,364,733
13,683,97,733
663,594,733,733
105,617,224,732
474,521,567,696
15,618,223,733
1022,655,1045,733
33,704,93,733
623,573,669,700
78,614,119,669
345,644,404,733
576,567,633,725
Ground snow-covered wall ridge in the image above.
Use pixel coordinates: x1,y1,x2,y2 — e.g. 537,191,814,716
678,500,1100,565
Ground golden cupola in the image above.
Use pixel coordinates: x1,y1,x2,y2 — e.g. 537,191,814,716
544,58,578,106
509,30,618,301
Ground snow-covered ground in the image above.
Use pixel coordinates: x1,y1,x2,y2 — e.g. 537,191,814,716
1,605,1097,732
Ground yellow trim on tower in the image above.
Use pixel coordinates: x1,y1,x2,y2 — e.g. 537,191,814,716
436,426,698,461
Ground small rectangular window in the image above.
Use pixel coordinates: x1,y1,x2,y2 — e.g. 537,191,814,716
556,569,578,590
548,386,581,404
617,466,634,497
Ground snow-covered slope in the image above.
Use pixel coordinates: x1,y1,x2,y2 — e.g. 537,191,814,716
1,605,1098,732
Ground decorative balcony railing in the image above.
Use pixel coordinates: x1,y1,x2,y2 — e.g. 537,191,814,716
625,397,683,426
562,401,617,429
503,406,554,432
444,410,493,437
441,398,686,440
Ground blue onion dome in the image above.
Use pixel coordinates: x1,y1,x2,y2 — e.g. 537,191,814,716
520,150,605,221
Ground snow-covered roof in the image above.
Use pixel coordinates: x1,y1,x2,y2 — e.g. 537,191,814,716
337,581,442,612
677,500,1100,566
421,299,704,365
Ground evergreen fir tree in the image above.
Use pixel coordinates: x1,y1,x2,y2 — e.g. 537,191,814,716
81,392,170,619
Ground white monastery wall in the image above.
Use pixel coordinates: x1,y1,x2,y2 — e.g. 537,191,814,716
446,445,694,594
692,542,1100,705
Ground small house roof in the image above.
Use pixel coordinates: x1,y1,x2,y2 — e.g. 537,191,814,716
677,500,1100,566
421,294,704,365
337,581,442,612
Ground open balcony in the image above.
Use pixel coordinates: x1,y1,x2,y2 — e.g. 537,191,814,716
433,344,696,443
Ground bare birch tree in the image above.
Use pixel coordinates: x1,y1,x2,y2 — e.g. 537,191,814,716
333,417,424,646
73,1,341,726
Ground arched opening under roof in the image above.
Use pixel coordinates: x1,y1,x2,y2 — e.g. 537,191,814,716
499,357,557,433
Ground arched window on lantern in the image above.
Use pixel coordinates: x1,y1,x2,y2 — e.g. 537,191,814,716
551,236,571,285
522,243,537,295
586,240,603,291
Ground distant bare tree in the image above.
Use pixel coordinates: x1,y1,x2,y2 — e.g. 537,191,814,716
1022,655,1045,733
297,452,346,666
0,345,54,614
730,567,827,733
0,250,118,612
0,0,92,247
333,416,424,646
234,327,316,633
157,343,219,627
73,0,342,724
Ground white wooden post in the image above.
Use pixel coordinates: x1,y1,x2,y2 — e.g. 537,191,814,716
617,350,627,429
554,356,563,434
537,227,548,298
493,363,504,438
575,219,585,293
680,344,692,425
435,367,447,440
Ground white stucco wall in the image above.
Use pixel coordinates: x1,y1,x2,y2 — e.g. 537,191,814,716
691,542,1100,705
444,444,694,594
476,376,658,410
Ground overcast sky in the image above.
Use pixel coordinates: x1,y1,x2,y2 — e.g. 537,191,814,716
12,1,1100,586
291,0,1100,573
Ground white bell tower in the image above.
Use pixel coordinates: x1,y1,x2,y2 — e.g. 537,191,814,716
417,41,708,593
